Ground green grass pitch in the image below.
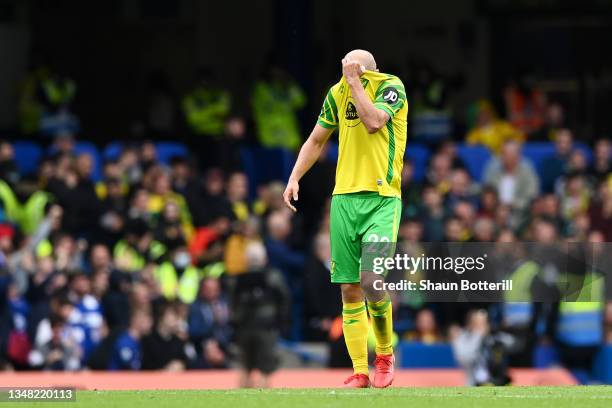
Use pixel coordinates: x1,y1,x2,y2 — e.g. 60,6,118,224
10,386,612,408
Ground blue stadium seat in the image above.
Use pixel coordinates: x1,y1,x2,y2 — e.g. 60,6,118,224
12,141,43,176
155,141,189,164
399,342,458,368
533,344,560,368
593,345,612,384
523,142,593,177
522,142,555,171
457,145,491,182
405,143,430,182
103,142,124,162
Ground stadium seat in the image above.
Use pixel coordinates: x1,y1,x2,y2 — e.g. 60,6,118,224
12,141,43,176
103,142,125,162
457,145,491,182
155,141,189,164
533,344,560,368
398,342,458,368
405,143,430,182
593,345,612,384
522,142,556,171
523,142,593,177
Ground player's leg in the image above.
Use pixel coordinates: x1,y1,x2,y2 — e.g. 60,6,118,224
330,195,370,387
360,196,401,388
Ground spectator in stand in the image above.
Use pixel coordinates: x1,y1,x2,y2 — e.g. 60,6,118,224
189,216,231,268
126,188,151,225
139,142,158,171
444,216,467,242
472,217,496,242
169,157,205,227
445,169,479,212
0,140,19,186
67,272,105,364
540,129,573,193
153,202,187,252
218,117,247,174
466,100,524,154
155,246,201,304
478,186,499,220
97,177,127,246
484,141,539,224
252,62,306,151
454,201,477,236
426,153,453,194
588,181,612,241
187,278,231,368
182,67,231,169
141,302,189,370
108,309,152,370
559,173,590,223
224,216,261,276
91,244,131,330
117,147,143,186
227,172,251,222
199,168,233,226
503,75,546,136
113,219,154,273
265,210,304,339
145,168,193,240
265,211,304,279
405,309,442,344
531,102,566,141
436,140,467,170
401,161,422,219
47,153,100,237
589,138,612,183
28,315,81,371
419,185,446,242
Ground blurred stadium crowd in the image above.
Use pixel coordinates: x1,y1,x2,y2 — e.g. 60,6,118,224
0,63,611,384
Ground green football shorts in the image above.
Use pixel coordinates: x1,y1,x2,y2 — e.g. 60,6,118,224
329,191,401,283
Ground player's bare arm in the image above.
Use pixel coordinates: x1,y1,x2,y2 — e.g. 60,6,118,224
283,124,334,212
342,59,390,134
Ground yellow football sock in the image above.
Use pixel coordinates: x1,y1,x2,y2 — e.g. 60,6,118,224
342,301,369,375
368,295,393,355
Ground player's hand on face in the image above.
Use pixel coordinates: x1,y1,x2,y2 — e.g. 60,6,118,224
283,179,299,212
342,58,365,82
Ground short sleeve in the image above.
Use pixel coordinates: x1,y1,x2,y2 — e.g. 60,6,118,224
317,88,338,129
373,79,407,119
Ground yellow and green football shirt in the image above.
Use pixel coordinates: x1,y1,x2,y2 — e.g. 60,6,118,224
317,71,408,198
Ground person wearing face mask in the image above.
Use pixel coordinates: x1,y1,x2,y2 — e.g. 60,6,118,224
154,246,201,304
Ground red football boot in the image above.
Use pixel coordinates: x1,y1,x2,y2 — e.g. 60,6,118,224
373,354,394,388
343,373,371,388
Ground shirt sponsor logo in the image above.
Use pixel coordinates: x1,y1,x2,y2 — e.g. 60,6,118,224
382,87,398,104
345,101,359,120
